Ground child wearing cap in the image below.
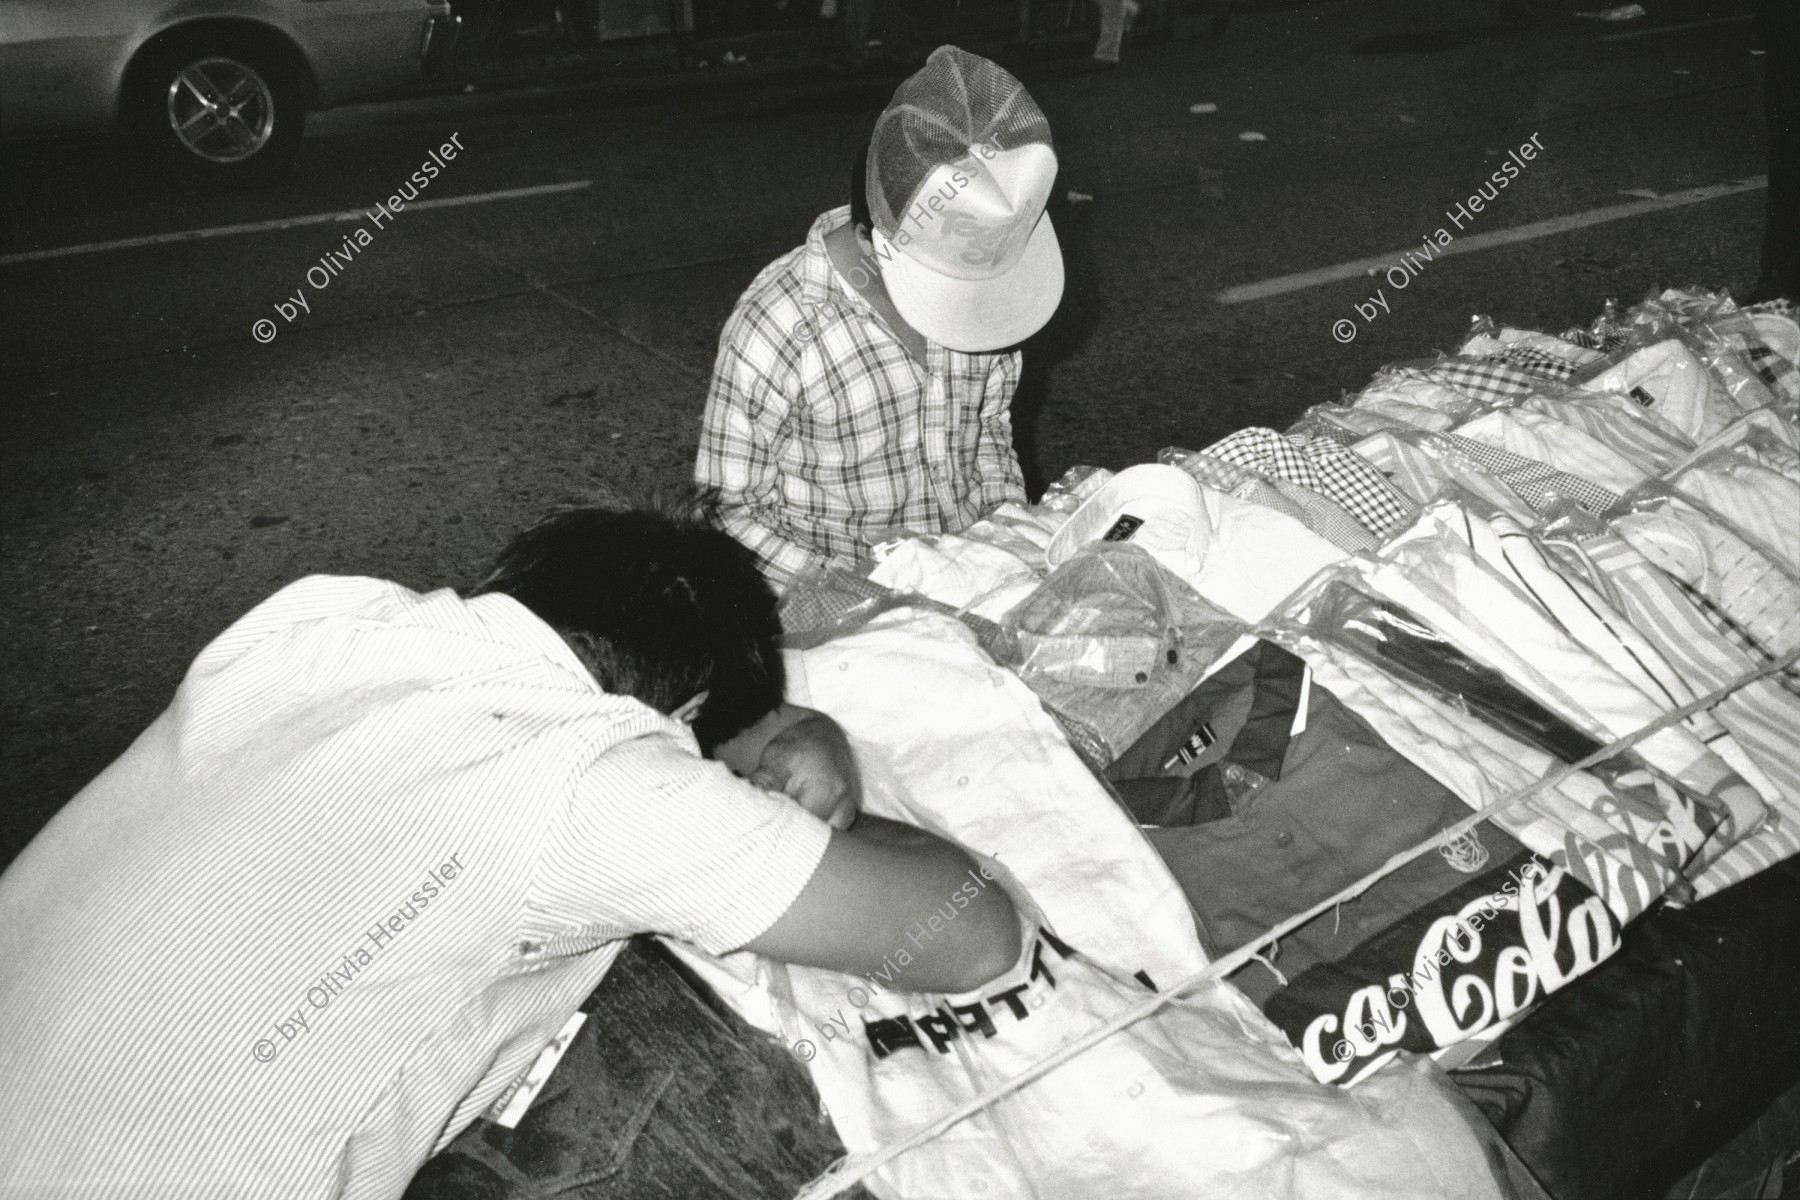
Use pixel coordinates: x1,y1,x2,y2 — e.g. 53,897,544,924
696,45,1065,590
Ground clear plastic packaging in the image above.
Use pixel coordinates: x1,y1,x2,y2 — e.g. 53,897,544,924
1038,464,1113,515
1563,288,1786,420
778,563,1011,660
996,542,1247,764
1280,568,1716,897
1674,310,1784,416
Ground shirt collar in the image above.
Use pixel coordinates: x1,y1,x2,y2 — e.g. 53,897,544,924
464,591,701,747
464,591,609,693
800,206,873,317
801,205,947,362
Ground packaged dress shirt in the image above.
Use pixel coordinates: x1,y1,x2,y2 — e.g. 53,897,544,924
998,543,1247,764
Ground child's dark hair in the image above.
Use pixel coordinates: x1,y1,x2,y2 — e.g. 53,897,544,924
468,503,784,751
850,141,872,237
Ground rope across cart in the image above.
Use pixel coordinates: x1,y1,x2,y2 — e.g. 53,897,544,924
792,642,1800,1200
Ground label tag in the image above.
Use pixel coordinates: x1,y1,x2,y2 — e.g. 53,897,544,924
1289,667,1313,738
1103,514,1144,542
1162,721,1217,770
483,1011,588,1129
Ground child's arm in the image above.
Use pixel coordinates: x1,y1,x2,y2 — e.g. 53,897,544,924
973,351,1029,511
696,341,821,587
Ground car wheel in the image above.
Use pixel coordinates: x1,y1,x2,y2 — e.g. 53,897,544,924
126,38,305,186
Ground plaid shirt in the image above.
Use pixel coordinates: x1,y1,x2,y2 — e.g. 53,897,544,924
696,207,1026,588
1201,426,1418,538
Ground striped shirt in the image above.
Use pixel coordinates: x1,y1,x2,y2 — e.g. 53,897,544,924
696,206,1027,589
1541,527,1800,897
0,576,831,1200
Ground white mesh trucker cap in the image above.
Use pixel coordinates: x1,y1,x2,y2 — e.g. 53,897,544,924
866,45,1064,352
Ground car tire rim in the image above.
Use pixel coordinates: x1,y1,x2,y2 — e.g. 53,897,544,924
165,57,276,164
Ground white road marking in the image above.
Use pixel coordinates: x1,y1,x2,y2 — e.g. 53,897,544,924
1214,176,1768,305
1598,14,1755,41
0,180,592,267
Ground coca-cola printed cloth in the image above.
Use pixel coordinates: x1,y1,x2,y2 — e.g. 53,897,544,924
1119,636,1632,1086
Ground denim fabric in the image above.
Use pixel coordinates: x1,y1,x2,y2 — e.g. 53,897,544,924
405,939,868,1200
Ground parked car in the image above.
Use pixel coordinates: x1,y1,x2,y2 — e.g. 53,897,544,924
0,0,459,184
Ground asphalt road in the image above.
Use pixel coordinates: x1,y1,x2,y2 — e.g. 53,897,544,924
0,0,1773,863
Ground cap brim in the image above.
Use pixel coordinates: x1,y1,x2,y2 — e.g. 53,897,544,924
877,216,1064,353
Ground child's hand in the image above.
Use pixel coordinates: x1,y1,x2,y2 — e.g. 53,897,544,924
749,714,862,831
